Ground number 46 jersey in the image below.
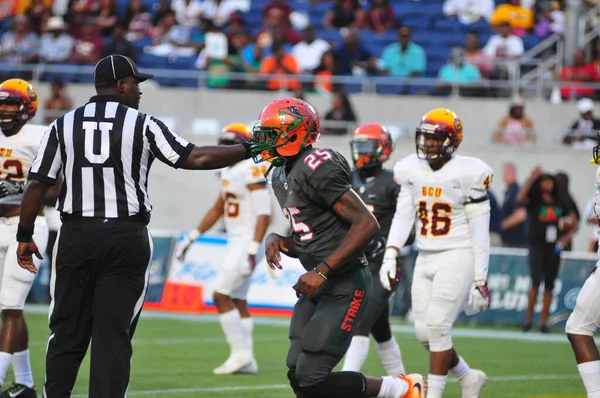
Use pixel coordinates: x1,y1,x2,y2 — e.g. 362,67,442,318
0,124,46,205
391,154,493,252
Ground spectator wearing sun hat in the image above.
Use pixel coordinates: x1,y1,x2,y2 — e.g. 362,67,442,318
563,98,600,148
492,98,535,144
39,16,74,64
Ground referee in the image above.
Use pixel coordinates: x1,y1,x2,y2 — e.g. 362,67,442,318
15,54,254,398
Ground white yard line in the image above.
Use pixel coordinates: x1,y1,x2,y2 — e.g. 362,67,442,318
23,304,579,343
69,375,580,396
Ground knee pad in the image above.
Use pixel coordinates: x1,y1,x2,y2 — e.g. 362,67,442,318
298,372,367,398
565,311,596,337
414,320,429,348
287,369,309,398
427,323,452,352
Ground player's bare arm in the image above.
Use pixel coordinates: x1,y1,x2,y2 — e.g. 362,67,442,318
176,195,225,261
16,180,50,273
294,189,379,298
182,144,250,170
265,233,297,270
319,188,380,273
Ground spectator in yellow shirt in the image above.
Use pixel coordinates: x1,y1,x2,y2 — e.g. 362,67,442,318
490,0,534,36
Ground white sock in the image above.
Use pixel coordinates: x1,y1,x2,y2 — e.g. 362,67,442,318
342,335,370,372
376,337,405,376
450,355,471,380
240,317,254,355
218,310,246,357
426,374,448,398
12,350,33,388
0,352,13,386
578,361,600,397
377,375,407,398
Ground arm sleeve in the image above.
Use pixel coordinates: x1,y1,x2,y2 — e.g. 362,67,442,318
387,186,416,250
465,161,493,280
306,152,352,208
143,115,194,168
28,121,63,185
466,202,491,281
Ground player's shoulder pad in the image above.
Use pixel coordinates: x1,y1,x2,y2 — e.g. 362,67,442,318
392,154,419,184
456,155,494,191
301,147,351,182
243,158,268,184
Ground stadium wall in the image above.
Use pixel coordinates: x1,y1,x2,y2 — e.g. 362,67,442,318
31,83,598,251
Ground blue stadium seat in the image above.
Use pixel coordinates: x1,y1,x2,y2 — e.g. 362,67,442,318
134,38,153,53
433,18,463,32
462,19,493,33
401,14,430,32
393,3,427,16
244,11,264,27
410,31,433,46
318,29,342,45
136,53,168,68
312,2,334,14
309,13,324,28
523,35,541,51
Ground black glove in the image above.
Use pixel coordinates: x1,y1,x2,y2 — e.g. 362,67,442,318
0,179,25,199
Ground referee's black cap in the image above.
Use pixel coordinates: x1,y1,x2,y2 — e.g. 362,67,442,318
93,54,153,85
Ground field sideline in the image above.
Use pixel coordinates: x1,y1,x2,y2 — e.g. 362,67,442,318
17,305,584,397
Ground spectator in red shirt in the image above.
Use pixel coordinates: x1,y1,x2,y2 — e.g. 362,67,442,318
364,0,395,33
263,0,292,27
559,49,600,100
70,19,104,64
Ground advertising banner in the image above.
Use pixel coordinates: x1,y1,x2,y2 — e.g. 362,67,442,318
156,234,305,316
138,232,598,329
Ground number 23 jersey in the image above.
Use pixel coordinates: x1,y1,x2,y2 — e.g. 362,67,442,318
0,124,46,205
271,147,359,272
393,154,493,252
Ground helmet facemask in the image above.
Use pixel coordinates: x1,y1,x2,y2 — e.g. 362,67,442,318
251,123,314,168
0,99,27,134
350,138,384,170
415,127,456,169
594,132,600,164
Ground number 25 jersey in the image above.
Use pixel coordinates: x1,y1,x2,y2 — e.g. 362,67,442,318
271,147,360,272
0,124,46,205
392,154,493,252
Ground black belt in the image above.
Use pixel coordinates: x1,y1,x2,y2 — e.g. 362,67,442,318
60,212,150,225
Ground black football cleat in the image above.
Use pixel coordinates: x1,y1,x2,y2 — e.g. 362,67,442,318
0,383,37,398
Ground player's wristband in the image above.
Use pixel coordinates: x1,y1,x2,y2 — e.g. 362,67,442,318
187,229,201,242
16,224,34,243
322,260,333,272
247,241,260,256
313,267,328,280
241,140,253,158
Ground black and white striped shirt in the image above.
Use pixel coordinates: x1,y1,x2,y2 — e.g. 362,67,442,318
29,95,193,218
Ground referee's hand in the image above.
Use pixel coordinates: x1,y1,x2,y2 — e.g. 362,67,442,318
17,240,43,274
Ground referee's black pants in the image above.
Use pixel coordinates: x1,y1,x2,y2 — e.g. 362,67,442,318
44,217,152,398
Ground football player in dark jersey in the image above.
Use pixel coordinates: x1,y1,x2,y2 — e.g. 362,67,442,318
341,123,405,377
250,98,424,398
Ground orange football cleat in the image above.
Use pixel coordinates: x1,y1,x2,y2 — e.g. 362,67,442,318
398,374,425,398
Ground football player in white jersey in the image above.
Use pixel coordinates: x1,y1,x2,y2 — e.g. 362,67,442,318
381,108,491,398
176,123,271,375
565,136,600,398
0,79,57,398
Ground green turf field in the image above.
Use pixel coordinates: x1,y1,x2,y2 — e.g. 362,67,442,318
15,308,584,397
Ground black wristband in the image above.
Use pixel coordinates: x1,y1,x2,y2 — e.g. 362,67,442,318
16,224,34,243
322,260,333,272
241,140,252,159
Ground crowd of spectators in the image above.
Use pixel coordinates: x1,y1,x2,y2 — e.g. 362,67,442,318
0,0,578,97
